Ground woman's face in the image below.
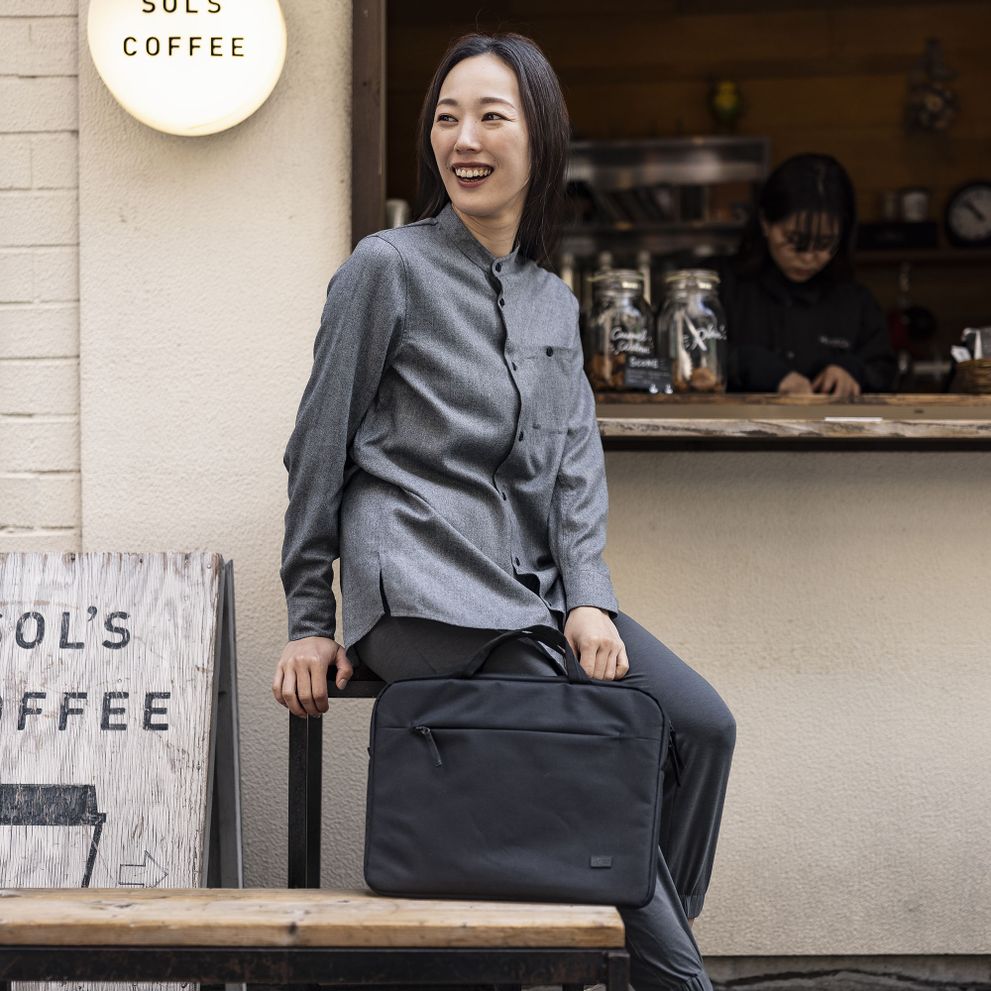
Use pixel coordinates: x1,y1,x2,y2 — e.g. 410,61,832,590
762,211,842,283
430,53,531,228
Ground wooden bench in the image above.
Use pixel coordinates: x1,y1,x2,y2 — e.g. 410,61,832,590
0,887,629,990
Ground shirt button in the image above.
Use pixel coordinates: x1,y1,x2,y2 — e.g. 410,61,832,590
514,556,521,566
495,263,502,272
499,297,506,307
545,346,554,356
501,491,508,501
518,431,524,441
511,361,518,371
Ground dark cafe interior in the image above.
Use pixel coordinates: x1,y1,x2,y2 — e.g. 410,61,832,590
372,1,991,407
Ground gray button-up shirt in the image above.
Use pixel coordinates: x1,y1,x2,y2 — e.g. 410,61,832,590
281,202,617,649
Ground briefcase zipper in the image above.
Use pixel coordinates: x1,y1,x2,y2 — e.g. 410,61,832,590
412,725,443,767
408,723,668,773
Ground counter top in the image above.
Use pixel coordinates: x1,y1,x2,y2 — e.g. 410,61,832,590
594,394,991,450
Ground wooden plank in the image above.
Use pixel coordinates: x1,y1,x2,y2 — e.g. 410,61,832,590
388,4,991,80
685,0,988,10
595,395,991,440
595,393,991,407
387,0,987,20
0,888,626,949
596,415,991,441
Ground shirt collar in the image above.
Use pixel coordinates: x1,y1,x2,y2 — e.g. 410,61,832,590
436,201,522,273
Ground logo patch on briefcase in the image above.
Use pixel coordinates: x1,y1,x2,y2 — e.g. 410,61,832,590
590,856,613,869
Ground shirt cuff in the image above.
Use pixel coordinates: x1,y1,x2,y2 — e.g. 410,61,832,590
287,607,337,643
561,568,619,618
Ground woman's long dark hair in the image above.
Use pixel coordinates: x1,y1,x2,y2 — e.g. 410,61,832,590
735,153,857,282
413,32,570,268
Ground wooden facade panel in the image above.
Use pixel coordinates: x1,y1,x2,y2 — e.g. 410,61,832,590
387,2,991,217
389,4,988,79
383,1,990,340
390,0,986,17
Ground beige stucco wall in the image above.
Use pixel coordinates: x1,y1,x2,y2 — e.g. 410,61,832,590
75,0,353,904
604,451,990,954
45,0,991,959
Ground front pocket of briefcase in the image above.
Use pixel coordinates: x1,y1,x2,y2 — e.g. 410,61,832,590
364,724,663,908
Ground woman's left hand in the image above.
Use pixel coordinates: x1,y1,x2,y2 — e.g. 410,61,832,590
812,364,861,398
564,606,629,681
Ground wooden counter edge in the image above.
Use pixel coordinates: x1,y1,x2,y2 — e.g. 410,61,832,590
597,417,991,440
594,393,991,407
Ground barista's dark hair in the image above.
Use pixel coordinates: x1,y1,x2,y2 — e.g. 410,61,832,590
413,32,570,268
735,153,857,282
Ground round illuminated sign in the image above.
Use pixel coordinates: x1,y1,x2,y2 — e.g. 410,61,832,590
87,0,287,137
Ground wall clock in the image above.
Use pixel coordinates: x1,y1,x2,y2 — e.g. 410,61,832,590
944,181,991,248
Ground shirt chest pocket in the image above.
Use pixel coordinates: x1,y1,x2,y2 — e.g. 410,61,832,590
518,344,577,435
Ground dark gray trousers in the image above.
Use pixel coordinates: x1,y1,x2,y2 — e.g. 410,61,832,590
353,610,736,991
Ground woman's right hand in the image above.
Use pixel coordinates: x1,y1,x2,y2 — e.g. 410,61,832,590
272,636,354,717
777,371,813,395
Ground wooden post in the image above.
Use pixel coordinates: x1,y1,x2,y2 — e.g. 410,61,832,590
352,0,386,246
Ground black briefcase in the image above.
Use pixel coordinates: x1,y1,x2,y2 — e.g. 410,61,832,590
363,624,670,908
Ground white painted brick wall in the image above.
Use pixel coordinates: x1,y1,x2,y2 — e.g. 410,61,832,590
0,1,79,551
0,135,31,188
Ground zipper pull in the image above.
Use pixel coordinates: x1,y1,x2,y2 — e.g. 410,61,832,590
413,725,443,767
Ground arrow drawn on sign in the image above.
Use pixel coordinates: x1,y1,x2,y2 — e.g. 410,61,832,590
118,850,169,887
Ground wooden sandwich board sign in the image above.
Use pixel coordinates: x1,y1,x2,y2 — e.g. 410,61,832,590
0,551,243,987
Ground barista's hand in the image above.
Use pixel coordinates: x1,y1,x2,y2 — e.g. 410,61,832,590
777,371,813,395
272,636,354,717
564,606,629,681
812,364,861,398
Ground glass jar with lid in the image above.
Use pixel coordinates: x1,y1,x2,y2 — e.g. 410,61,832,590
658,269,727,393
585,268,656,391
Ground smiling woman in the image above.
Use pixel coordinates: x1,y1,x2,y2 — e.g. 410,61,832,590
413,35,569,266
427,58,532,257
276,31,735,991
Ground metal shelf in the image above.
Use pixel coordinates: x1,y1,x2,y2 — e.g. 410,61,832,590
566,136,770,186
562,136,770,262
560,225,743,259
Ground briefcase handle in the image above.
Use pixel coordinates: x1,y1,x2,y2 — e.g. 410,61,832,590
461,624,590,683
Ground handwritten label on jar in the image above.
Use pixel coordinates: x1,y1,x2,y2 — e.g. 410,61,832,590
610,325,653,356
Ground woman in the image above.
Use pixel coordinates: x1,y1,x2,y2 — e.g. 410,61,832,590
721,153,896,396
273,32,735,991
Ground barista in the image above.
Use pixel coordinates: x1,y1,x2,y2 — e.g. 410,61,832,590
719,153,896,396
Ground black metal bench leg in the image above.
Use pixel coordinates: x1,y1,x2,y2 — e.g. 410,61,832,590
288,711,323,888
606,950,629,991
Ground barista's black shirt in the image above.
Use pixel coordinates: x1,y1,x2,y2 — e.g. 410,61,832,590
717,260,896,393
